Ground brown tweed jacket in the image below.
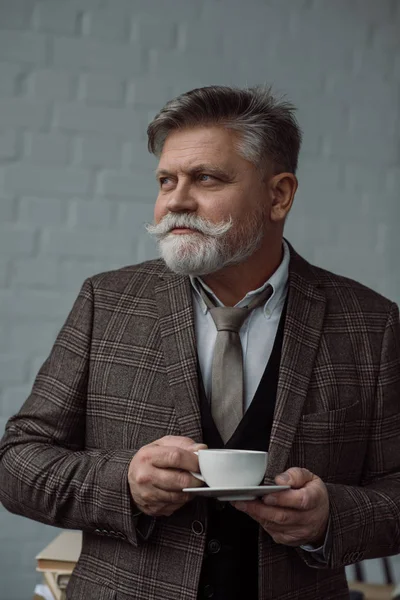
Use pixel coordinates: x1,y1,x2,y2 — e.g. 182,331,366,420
1,244,400,600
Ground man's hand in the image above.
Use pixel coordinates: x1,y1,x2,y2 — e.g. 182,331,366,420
232,467,329,547
128,436,207,517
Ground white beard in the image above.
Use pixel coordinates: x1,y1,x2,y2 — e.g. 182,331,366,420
146,211,265,276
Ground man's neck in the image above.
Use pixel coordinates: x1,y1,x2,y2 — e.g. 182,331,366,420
201,241,284,307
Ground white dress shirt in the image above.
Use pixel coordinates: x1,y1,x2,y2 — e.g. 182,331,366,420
191,240,290,411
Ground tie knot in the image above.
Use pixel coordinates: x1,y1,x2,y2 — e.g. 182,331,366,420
197,281,273,334
209,306,248,332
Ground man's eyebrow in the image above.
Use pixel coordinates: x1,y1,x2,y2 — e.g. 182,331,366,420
155,168,172,179
190,164,232,178
155,164,232,179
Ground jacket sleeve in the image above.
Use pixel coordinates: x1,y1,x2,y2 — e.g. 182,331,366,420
0,278,155,547
299,301,400,569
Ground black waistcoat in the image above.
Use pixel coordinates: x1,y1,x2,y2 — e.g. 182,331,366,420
196,304,286,600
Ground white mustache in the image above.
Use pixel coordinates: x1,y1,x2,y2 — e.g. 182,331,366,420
145,213,233,239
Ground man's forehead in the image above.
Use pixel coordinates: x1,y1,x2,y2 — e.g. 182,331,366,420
157,127,241,173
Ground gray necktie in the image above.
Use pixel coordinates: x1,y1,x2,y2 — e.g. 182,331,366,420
199,284,273,443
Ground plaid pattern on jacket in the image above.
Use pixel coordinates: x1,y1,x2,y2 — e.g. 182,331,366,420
1,243,400,600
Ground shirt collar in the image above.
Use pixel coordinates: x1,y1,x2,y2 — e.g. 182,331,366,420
190,240,290,319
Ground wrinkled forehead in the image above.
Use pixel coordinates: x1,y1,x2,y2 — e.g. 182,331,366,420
157,125,250,174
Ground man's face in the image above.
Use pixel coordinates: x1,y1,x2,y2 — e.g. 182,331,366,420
150,126,272,275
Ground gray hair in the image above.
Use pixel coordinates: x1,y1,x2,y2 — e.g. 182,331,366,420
147,85,302,174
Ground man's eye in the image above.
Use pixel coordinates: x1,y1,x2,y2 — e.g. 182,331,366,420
159,177,171,186
199,174,213,182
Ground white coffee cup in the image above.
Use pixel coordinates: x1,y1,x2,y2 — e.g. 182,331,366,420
192,449,268,488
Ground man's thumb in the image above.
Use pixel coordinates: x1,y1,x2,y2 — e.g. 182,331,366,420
275,467,313,488
190,443,208,451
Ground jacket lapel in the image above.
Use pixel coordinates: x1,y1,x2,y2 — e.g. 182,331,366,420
155,271,203,442
265,246,327,482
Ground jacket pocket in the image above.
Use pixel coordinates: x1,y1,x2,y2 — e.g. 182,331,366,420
301,400,361,423
291,401,367,481
66,575,116,600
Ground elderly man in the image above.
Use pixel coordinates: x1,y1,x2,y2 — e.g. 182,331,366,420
1,86,400,600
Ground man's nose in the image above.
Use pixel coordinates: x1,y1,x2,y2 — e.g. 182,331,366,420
166,183,197,212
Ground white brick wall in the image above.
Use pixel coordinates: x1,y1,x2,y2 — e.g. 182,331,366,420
0,225,36,257
27,68,76,101
0,63,24,96
0,130,18,159
32,1,82,35
55,102,144,135
53,36,145,74
23,132,71,165
3,163,92,195
77,72,126,105
0,30,47,63
18,196,67,225
0,97,49,129
0,0,400,597
76,135,123,167
83,6,129,41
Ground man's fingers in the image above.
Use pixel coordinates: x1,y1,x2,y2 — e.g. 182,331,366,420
231,471,330,547
134,487,191,515
128,440,207,518
262,487,317,511
232,500,301,527
151,446,202,473
140,489,190,506
275,467,315,489
153,468,205,492
151,436,207,452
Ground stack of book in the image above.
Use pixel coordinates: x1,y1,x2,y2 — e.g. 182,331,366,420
34,531,82,600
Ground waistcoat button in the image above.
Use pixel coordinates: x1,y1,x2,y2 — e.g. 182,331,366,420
191,520,204,535
204,584,214,598
208,539,221,554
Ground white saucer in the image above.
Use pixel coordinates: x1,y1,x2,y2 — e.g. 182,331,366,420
182,484,290,501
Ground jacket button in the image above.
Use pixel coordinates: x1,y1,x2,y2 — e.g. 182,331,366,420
191,520,204,535
203,584,214,598
208,539,221,554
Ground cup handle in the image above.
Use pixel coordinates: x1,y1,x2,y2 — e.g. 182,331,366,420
190,471,205,482
190,451,205,482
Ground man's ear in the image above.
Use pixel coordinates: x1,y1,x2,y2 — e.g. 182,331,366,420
269,172,298,222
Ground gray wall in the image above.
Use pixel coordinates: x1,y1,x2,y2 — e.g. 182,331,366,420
1,0,399,598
